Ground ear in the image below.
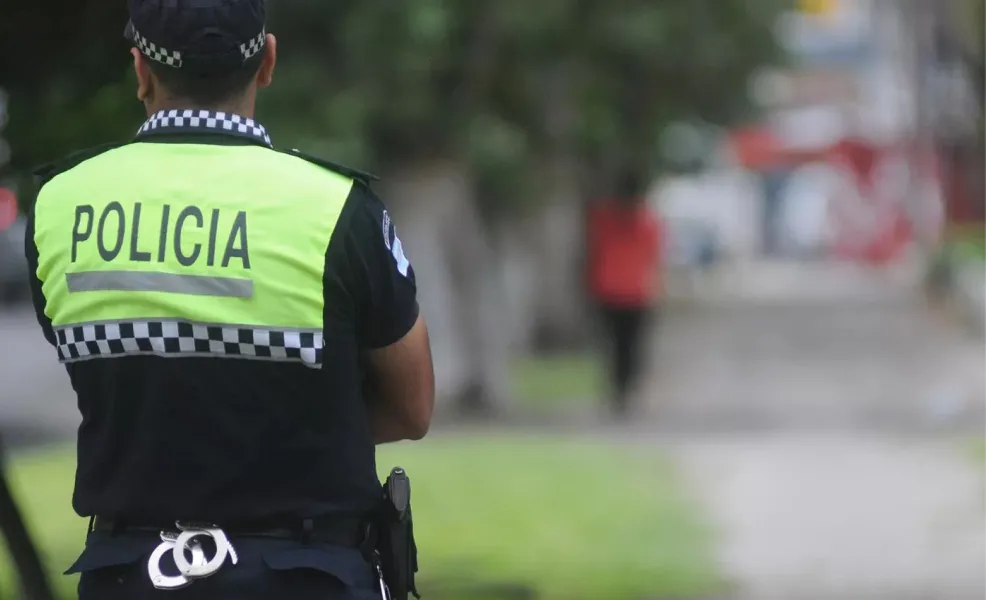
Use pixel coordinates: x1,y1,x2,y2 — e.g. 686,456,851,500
131,48,153,102
256,33,277,89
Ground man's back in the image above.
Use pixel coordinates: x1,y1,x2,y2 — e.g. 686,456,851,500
29,136,391,522
23,3,433,597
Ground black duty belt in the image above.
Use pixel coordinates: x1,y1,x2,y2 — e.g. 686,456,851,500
90,515,368,549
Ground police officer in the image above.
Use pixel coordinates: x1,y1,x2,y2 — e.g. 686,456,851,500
24,1,435,598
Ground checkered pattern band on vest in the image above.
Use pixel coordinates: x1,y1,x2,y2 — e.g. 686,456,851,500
137,109,273,147
130,25,183,68
55,319,323,369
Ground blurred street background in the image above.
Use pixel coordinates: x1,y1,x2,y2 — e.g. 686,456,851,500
0,0,984,599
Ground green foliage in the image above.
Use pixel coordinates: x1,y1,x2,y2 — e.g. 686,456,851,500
2,3,135,175
262,0,786,204
968,436,986,465
4,1,786,212
947,224,986,263
511,353,603,415
962,0,985,55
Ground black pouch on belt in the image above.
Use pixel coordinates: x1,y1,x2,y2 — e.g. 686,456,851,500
376,467,420,600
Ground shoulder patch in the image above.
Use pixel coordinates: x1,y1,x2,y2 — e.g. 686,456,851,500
33,142,131,187
381,209,393,250
279,148,379,184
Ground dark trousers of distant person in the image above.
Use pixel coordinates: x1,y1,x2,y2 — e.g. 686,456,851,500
600,304,653,415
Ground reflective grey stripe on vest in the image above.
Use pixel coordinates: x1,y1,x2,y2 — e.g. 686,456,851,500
66,271,254,298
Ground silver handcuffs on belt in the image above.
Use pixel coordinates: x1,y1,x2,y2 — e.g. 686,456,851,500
147,522,239,590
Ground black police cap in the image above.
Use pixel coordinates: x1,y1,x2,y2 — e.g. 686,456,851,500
124,0,267,75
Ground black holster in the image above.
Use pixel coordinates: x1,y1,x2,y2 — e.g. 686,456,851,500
374,467,419,600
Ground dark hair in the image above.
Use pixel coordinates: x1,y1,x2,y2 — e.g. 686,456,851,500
148,54,263,106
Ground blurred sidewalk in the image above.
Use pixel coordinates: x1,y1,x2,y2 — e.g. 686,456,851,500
650,259,985,432
664,256,925,305
673,434,985,600
646,259,986,600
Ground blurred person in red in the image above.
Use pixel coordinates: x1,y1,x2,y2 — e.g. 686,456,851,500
587,169,663,417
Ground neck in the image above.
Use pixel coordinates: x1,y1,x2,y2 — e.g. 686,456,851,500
146,97,256,119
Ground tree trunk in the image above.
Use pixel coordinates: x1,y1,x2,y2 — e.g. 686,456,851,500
527,64,593,352
528,155,591,351
380,160,511,417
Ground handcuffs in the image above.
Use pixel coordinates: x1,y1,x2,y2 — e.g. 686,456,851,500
147,521,392,599
147,522,238,590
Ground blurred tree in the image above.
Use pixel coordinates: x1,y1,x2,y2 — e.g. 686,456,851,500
2,0,786,414
263,0,786,411
1,0,786,207
527,0,786,348
958,0,984,103
0,1,137,208
261,0,784,201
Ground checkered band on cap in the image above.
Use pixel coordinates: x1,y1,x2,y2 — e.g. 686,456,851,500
240,29,266,61
137,109,273,147
55,319,323,369
130,25,183,68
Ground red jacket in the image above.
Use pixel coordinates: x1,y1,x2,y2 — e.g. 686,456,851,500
587,200,663,307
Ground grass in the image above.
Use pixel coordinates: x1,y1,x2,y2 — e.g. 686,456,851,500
0,448,85,600
510,353,604,415
968,437,986,467
953,239,986,263
946,226,986,263
0,435,721,600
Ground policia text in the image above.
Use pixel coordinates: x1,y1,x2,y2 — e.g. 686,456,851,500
71,203,251,269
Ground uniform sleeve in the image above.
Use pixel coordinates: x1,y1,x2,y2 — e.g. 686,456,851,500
341,183,419,349
23,205,57,347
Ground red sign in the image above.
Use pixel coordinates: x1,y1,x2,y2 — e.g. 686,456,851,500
729,126,918,265
0,188,16,231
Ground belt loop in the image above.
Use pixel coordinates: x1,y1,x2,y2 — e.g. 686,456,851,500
87,516,95,534
359,523,378,560
301,518,314,545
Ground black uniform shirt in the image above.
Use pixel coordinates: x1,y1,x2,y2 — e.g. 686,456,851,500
25,118,418,523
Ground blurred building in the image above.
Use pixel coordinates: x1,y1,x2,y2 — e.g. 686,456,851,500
653,0,956,265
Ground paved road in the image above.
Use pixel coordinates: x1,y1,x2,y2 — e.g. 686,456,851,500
644,263,985,433
648,262,986,599
673,434,985,600
0,306,79,449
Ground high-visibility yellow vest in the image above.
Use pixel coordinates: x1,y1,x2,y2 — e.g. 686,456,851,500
32,142,354,369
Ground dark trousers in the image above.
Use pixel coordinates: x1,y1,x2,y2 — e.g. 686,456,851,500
600,304,653,414
71,530,382,600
